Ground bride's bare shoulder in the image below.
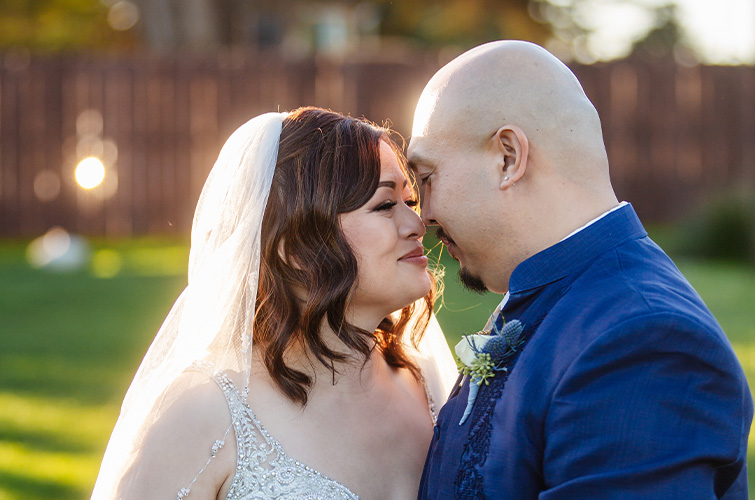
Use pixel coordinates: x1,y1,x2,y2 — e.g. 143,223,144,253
118,371,237,500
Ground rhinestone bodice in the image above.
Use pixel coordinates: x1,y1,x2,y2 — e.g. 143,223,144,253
212,372,360,500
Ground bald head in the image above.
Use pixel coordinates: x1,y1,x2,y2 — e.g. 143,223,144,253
408,41,619,293
412,40,609,185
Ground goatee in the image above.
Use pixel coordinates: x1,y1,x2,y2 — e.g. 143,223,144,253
459,267,488,294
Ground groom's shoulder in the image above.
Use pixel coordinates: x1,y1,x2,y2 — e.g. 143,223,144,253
548,234,724,347
572,234,705,314
535,236,747,390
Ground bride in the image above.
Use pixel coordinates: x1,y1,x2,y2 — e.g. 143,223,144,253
91,107,457,500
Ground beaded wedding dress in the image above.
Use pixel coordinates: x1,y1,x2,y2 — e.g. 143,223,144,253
210,370,361,500
207,369,437,500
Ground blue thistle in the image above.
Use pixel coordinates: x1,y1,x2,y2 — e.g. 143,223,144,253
458,318,525,425
501,318,524,345
483,319,524,366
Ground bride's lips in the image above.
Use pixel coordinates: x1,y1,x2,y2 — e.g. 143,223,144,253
398,246,428,266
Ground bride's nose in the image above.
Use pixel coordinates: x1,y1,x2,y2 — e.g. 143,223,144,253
401,206,427,240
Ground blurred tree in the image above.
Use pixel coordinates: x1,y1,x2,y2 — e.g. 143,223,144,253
528,0,695,63
130,0,551,53
132,0,219,51
630,5,688,61
0,0,136,51
0,0,552,54
377,0,551,48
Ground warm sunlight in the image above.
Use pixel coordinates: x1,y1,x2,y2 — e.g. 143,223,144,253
75,157,106,190
542,0,755,64
676,0,755,64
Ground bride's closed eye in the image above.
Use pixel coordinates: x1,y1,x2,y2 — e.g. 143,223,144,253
375,200,398,211
375,198,418,211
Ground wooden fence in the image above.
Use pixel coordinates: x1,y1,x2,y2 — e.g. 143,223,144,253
1,50,754,237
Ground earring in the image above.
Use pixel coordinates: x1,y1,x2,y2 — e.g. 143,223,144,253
504,176,510,181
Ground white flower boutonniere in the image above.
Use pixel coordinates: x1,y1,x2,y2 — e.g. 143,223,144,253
454,318,525,425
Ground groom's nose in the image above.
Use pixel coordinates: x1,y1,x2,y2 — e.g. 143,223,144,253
420,206,437,227
418,184,438,226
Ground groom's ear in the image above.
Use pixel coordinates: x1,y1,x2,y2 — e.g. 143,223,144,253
493,125,528,190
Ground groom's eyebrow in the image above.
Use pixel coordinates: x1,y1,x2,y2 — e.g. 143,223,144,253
407,155,433,173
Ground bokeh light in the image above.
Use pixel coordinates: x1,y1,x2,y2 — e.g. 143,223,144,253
76,136,105,161
107,1,140,31
100,168,120,200
75,157,106,189
91,249,123,278
33,170,61,202
26,227,89,271
76,109,103,137
101,138,119,167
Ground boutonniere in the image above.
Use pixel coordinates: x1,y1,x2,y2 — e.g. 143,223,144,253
454,318,525,425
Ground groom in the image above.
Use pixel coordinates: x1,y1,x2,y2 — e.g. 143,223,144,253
409,41,753,499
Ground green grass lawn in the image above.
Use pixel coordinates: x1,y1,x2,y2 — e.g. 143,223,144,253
1,235,754,499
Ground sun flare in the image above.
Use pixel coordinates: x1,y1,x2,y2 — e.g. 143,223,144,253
75,157,106,189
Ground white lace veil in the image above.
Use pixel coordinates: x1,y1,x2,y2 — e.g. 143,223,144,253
90,111,457,499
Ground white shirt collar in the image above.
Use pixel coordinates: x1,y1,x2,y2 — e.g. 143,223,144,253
560,201,629,242
494,201,629,314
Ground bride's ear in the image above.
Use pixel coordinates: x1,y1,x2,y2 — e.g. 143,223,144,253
494,125,528,190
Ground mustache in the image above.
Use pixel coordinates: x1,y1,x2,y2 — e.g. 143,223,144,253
435,227,454,244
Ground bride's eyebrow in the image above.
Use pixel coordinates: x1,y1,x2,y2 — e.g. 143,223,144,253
377,180,408,190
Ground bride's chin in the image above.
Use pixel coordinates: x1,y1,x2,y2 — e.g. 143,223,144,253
403,283,433,308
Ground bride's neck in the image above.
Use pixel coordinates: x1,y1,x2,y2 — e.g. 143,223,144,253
282,310,391,395
309,323,385,389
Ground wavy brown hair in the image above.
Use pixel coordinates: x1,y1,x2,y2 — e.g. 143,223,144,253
253,107,437,405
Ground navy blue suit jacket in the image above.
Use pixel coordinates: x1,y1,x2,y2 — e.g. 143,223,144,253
420,205,752,499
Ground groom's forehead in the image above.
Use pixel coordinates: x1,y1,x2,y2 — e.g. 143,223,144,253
407,138,438,171
407,153,431,173
407,154,436,174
